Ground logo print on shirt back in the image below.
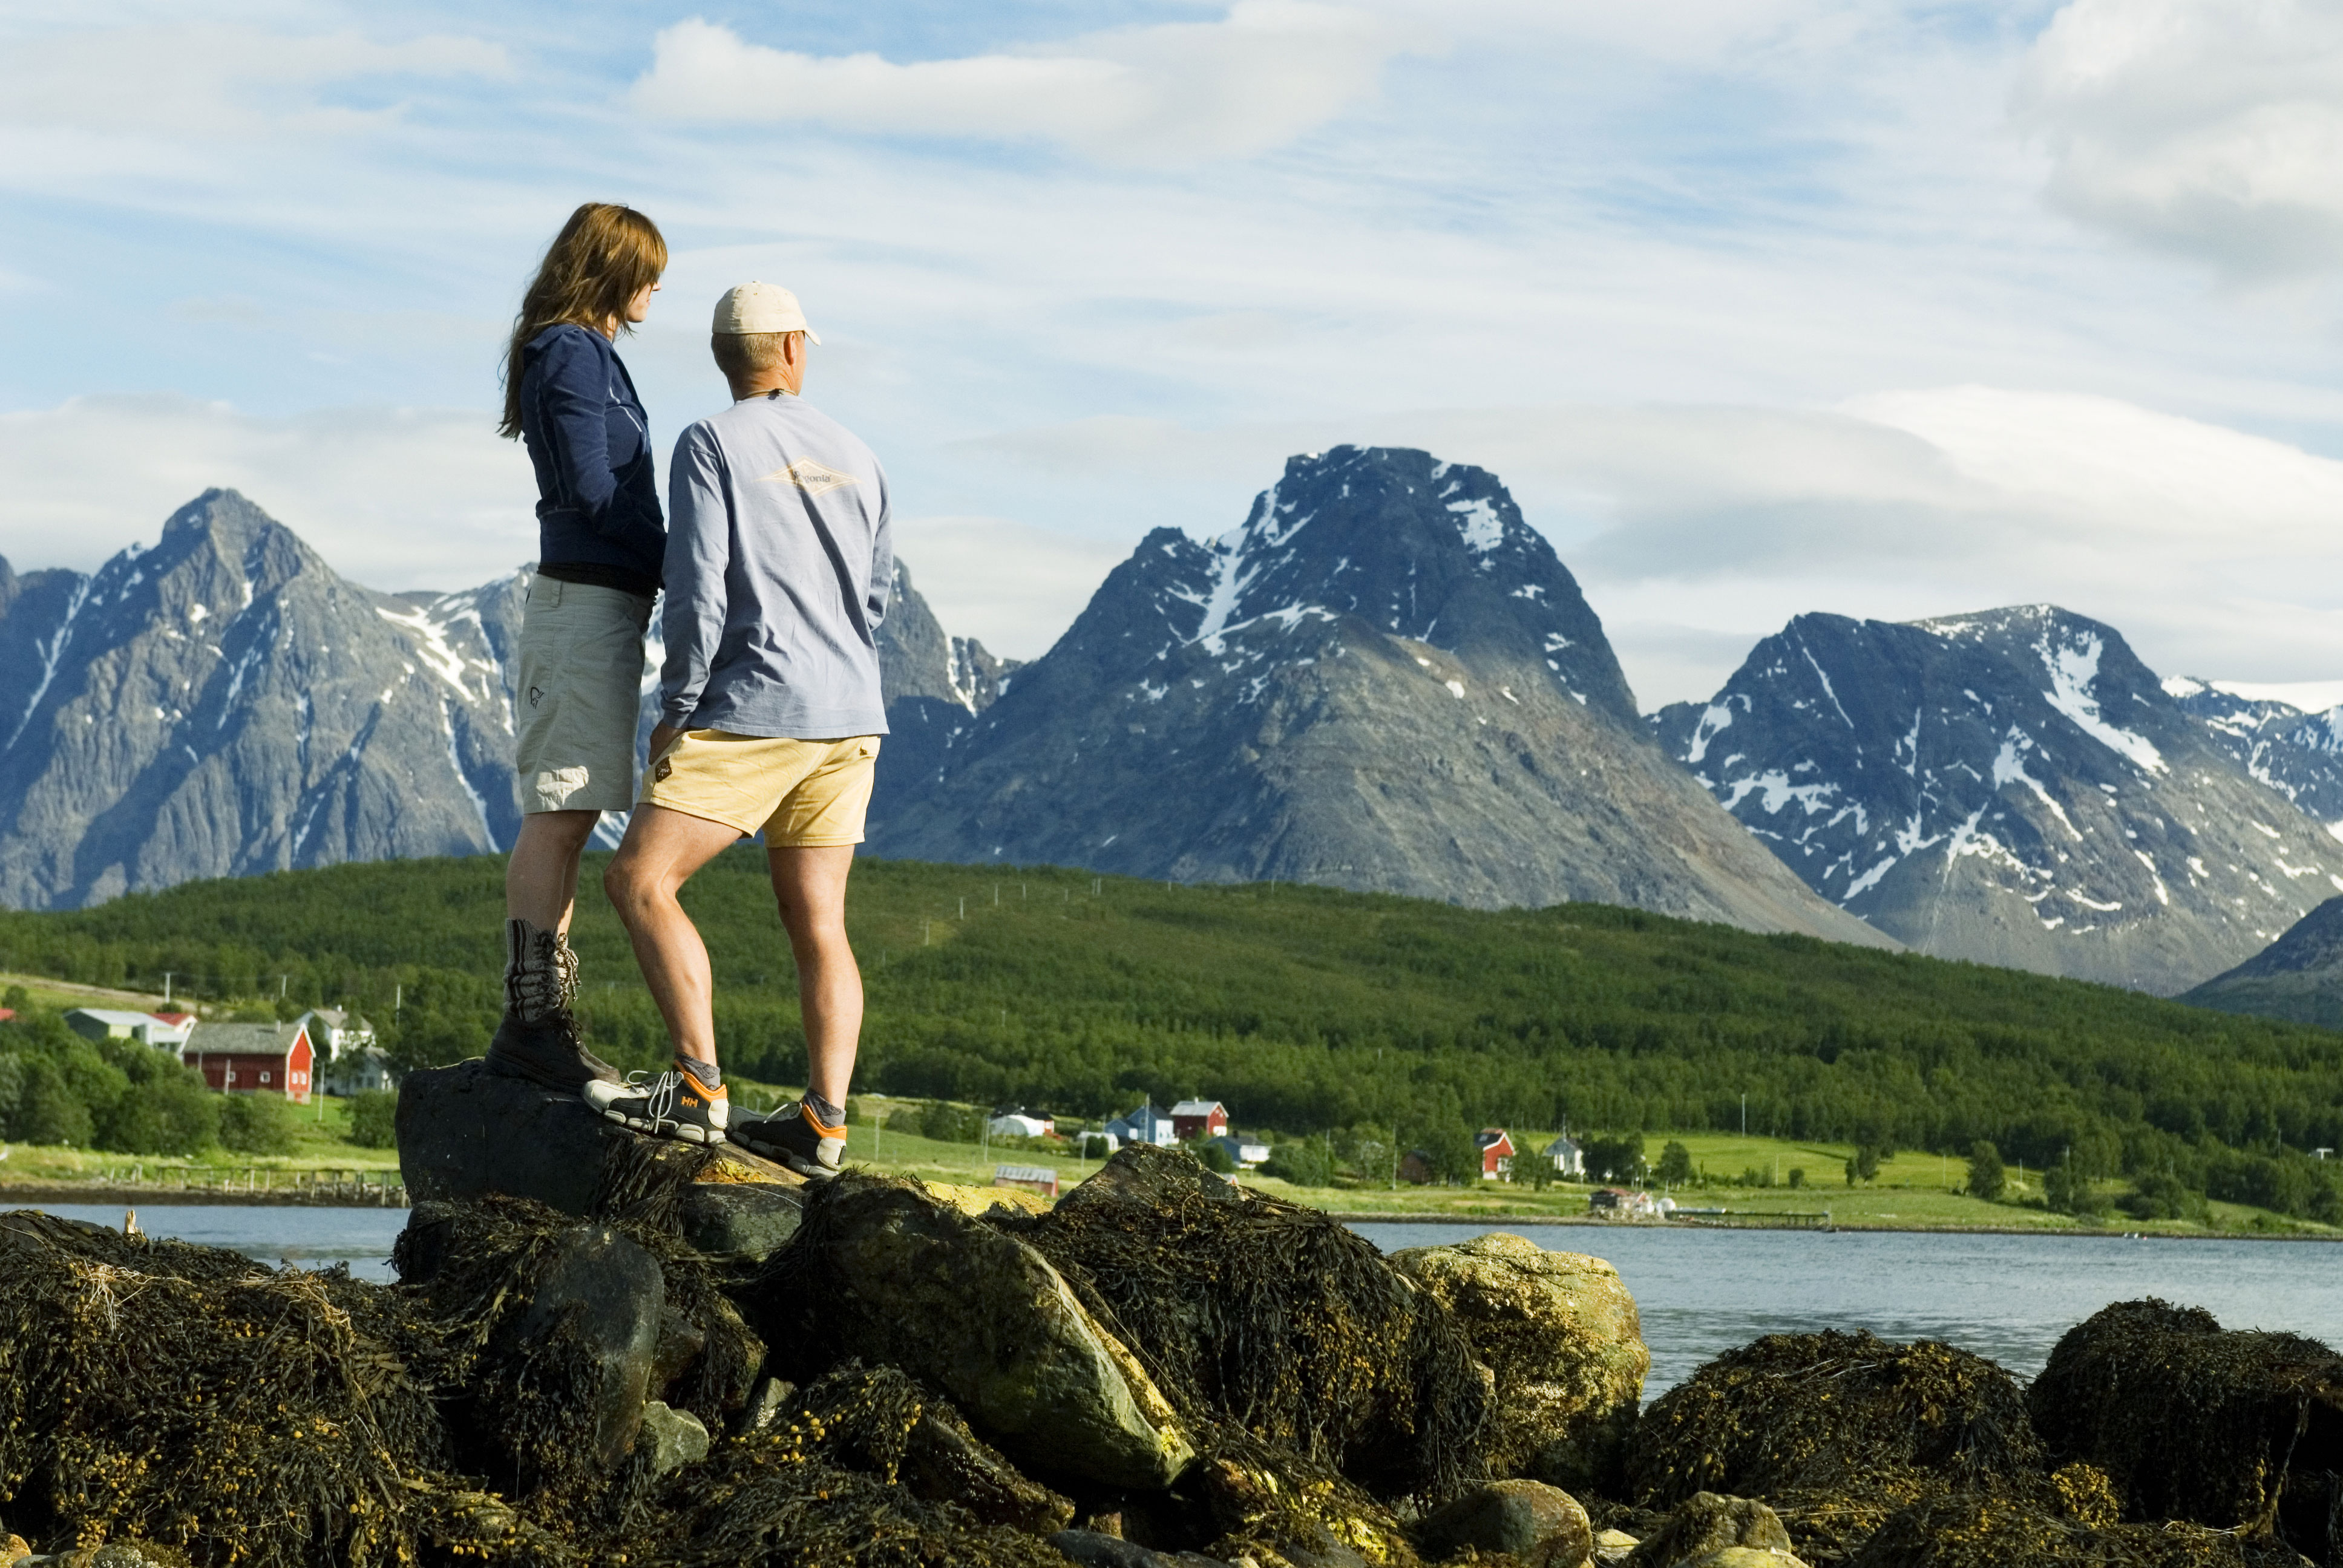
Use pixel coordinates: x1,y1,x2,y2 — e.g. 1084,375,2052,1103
757,459,858,497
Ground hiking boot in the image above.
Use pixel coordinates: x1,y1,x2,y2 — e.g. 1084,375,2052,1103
583,1070,729,1145
732,1102,846,1181
484,1013,623,1089
485,916,620,1088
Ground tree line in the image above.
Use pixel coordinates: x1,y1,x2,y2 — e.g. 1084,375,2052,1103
5,852,2343,1217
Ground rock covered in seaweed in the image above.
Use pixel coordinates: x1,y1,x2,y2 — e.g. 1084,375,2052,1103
1386,1232,1648,1492
1006,1143,1492,1503
1624,1494,1798,1568
1845,1490,2316,1568
396,1057,802,1215
2027,1298,2343,1564
749,1171,1197,1489
1625,1331,2044,1564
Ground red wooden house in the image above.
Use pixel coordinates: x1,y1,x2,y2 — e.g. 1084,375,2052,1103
1170,1099,1229,1141
189,1020,316,1103
1476,1128,1516,1181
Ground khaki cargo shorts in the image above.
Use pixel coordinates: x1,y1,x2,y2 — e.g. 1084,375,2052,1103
514,578,653,815
640,731,881,846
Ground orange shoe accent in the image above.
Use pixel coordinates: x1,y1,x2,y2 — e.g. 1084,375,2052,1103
801,1102,847,1139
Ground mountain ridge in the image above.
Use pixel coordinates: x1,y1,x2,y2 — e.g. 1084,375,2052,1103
1651,603,2343,993
868,444,1891,946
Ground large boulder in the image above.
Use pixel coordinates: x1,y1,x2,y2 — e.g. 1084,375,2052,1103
1415,1478,1594,1567
1386,1232,1647,1491
396,1058,800,1215
760,1174,1194,1489
677,1183,804,1261
494,1220,667,1477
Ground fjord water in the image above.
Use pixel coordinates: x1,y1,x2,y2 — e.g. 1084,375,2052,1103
36,1206,2339,1400
1350,1223,2343,1396
36,1203,410,1284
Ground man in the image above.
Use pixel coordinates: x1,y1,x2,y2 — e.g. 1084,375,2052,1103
585,281,889,1181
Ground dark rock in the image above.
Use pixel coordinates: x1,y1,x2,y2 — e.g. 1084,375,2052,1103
677,1181,805,1259
508,1221,666,1473
1418,1478,1594,1567
396,1058,799,1215
904,1402,1076,1534
1627,1494,1794,1568
650,1304,707,1393
637,1400,710,1477
767,1174,1194,1489
1047,1530,1227,1568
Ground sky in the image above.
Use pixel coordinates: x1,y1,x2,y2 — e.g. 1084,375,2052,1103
5,0,2343,708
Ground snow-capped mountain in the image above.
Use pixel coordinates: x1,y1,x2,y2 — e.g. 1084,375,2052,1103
2162,678,2343,832
1650,606,2343,993
868,445,1891,944
0,489,531,909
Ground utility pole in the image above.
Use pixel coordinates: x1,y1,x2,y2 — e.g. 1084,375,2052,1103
163,972,174,1004
1741,1094,1747,1137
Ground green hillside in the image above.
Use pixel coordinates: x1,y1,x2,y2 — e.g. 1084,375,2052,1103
4,851,2342,1219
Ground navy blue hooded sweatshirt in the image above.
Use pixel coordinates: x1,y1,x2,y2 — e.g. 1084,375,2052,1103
517,322,665,596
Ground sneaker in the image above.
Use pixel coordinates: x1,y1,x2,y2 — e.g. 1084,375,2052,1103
731,1102,846,1181
583,1070,729,1145
485,1013,623,1090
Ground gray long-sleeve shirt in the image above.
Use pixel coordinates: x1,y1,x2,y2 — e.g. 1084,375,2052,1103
658,390,892,739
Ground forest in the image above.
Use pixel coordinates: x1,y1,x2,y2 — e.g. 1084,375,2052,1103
2,851,2340,1217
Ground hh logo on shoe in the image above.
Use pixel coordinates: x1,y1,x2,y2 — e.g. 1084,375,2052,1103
758,459,857,497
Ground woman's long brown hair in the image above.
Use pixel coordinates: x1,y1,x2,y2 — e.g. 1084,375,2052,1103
497,203,668,439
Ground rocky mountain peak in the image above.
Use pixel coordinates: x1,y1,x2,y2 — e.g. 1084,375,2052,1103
866,446,1889,944
1653,601,2343,991
1037,445,1636,727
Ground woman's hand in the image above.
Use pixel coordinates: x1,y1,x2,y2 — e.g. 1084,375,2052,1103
647,723,680,766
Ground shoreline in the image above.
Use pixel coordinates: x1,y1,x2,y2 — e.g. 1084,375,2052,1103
0,1180,408,1209
7,1182,2334,1238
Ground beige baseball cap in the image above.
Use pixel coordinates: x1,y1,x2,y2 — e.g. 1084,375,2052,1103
712,281,822,342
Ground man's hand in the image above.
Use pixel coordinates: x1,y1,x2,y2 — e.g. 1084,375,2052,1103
647,722,681,765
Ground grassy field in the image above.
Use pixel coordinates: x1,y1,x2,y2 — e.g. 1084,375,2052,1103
0,970,176,1014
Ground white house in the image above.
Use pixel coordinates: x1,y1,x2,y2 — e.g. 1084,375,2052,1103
322,1045,399,1097
297,1008,375,1065
1106,1100,1179,1148
1542,1133,1585,1178
64,1008,194,1052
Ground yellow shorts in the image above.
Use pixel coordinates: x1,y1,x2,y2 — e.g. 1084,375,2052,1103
638,731,880,846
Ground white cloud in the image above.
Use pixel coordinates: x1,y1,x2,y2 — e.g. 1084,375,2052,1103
2018,0,2343,276
0,23,510,137
630,4,1436,162
890,516,1127,663
0,394,535,593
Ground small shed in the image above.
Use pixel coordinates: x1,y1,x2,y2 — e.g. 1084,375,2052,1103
1170,1099,1230,1142
994,1163,1060,1198
1398,1148,1436,1185
189,1020,316,1103
988,1107,1054,1138
1476,1128,1516,1181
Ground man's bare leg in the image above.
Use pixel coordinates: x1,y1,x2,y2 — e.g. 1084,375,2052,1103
768,845,862,1110
602,804,744,1071
505,809,600,933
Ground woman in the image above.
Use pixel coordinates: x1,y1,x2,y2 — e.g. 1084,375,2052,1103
487,201,667,1089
